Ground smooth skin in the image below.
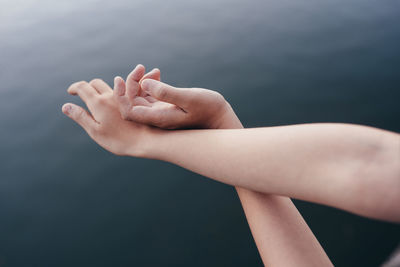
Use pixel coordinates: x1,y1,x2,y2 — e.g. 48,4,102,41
114,65,234,129
62,66,400,264
113,65,332,266
111,66,399,223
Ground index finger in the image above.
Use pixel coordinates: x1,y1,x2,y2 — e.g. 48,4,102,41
67,81,99,111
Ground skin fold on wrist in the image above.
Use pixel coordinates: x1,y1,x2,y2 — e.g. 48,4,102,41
210,102,243,130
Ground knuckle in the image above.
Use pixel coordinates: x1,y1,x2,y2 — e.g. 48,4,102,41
76,81,89,89
68,81,85,92
185,88,199,104
213,91,226,104
89,122,103,136
95,96,107,105
74,108,87,124
157,86,168,100
89,78,103,86
74,107,85,118
89,125,103,140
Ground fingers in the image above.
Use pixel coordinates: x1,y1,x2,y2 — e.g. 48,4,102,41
67,81,100,113
139,68,161,97
141,68,161,81
113,76,131,117
141,79,192,108
62,103,98,134
145,95,158,103
127,105,186,129
113,76,126,96
68,81,99,101
131,96,151,107
89,79,112,94
126,64,146,100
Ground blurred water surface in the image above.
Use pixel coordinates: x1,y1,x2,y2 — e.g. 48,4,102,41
0,0,399,266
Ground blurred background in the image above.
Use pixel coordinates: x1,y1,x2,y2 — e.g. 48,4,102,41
0,0,399,266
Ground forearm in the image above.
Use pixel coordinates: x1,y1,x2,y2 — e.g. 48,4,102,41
143,123,400,222
236,189,332,266
218,114,331,266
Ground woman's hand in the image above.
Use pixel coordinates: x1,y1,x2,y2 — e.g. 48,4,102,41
114,65,242,130
62,78,156,156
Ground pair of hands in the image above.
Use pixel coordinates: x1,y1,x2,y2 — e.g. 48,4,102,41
62,64,242,156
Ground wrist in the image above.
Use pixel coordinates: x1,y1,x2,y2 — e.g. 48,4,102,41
126,126,163,159
211,102,243,130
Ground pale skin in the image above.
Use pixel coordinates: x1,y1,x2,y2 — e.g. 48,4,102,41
62,65,400,265
112,65,332,266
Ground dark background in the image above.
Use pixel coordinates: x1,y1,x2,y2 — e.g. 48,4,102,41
0,0,399,266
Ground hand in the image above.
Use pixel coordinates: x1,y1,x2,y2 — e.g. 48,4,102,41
62,78,156,156
115,65,242,130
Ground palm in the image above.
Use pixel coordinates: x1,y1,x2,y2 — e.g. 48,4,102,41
150,100,181,112
134,96,183,114
114,65,233,129
130,87,228,129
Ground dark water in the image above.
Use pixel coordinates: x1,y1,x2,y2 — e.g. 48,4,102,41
1,0,399,266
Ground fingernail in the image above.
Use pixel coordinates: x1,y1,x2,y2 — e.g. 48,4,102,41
63,104,72,115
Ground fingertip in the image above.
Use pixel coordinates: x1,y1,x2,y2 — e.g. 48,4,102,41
154,68,161,81
129,64,146,81
62,103,73,116
62,103,97,132
67,87,75,95
114,76,126,96
150,68,161,80
139,69,160,86
141,79,156,92
115,76,125,83
114,76,123,86
145,68,159,75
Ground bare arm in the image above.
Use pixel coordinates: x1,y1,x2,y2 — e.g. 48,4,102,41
218,118,332,267
112,67,332,266
63,73,333,266
145,123,400,222
237,190,332,266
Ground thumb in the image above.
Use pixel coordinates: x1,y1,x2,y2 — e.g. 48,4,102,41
138,68,161,97
140,68,161,83
62,103,98,134
141,79,192,108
